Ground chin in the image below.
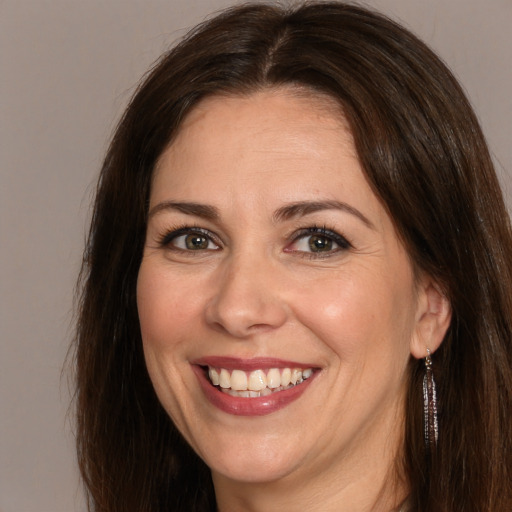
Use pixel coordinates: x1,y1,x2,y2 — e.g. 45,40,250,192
195,431,304,484
209,452,299,484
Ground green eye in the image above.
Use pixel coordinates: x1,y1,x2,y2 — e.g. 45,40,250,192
160,227,220,252
308,235,333,252
185,234,209,250
287,227,351,257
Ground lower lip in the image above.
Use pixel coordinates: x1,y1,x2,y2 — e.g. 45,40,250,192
192,365,316,416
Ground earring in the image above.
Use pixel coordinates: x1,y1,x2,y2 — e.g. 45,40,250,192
423,348,438,449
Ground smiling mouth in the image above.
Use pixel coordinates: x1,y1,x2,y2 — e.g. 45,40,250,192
205,366,314,398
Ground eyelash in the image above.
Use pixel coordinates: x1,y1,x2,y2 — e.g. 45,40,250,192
157,224,221,251
286,225,352,259
156,224,352,258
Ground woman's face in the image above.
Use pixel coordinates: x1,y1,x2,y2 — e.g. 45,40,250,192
137,90,427,490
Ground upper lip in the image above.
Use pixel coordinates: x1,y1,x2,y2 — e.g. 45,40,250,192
192,356,318,371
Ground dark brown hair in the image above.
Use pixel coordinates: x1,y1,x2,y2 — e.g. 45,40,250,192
74,2,512,511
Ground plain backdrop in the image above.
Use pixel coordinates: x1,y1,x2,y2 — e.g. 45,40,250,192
1,1,510,511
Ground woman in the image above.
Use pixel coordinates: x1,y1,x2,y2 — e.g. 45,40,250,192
74,2,512,511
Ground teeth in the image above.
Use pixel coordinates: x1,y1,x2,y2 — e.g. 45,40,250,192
207,366,314,396
281,368,291,387
248,369,267,391
230,369,248,391
266,368,281,389
219,368,231,389
290,369,302,385
208,367,220,386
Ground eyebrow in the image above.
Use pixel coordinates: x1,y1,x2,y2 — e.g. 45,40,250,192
273,200,374,229
148,201,220,220
148,199,374,229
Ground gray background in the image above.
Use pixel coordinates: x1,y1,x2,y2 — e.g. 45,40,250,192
1,1,510,511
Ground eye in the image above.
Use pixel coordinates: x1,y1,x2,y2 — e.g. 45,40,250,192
159,227,220,252
287,227,351,256
173,233,214,251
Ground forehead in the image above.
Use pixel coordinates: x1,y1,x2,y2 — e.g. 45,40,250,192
175,87,348,136
151,89,361,200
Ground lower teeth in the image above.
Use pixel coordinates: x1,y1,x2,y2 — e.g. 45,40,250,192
218,381,302,398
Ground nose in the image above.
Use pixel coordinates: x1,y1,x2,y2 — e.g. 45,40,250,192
205,253,288,338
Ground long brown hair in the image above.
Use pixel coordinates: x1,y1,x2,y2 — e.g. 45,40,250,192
74,3,512,511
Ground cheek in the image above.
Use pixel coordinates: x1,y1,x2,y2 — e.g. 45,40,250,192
136,263,201,429
136,262,203,349
290,267,416,358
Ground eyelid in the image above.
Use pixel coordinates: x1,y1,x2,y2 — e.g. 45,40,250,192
285,225,352,255
155,223,351,256
157,225,222,250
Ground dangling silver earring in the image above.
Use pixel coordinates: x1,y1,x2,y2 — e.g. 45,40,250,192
423,348,438,448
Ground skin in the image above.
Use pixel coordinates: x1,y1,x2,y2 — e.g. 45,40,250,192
137,89,451,511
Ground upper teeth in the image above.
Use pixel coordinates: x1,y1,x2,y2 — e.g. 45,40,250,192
208,367,313,391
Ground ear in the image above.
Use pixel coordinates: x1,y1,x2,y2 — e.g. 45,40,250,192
410,277,452,359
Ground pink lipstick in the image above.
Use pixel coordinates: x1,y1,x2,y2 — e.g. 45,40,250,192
191,357,318,416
